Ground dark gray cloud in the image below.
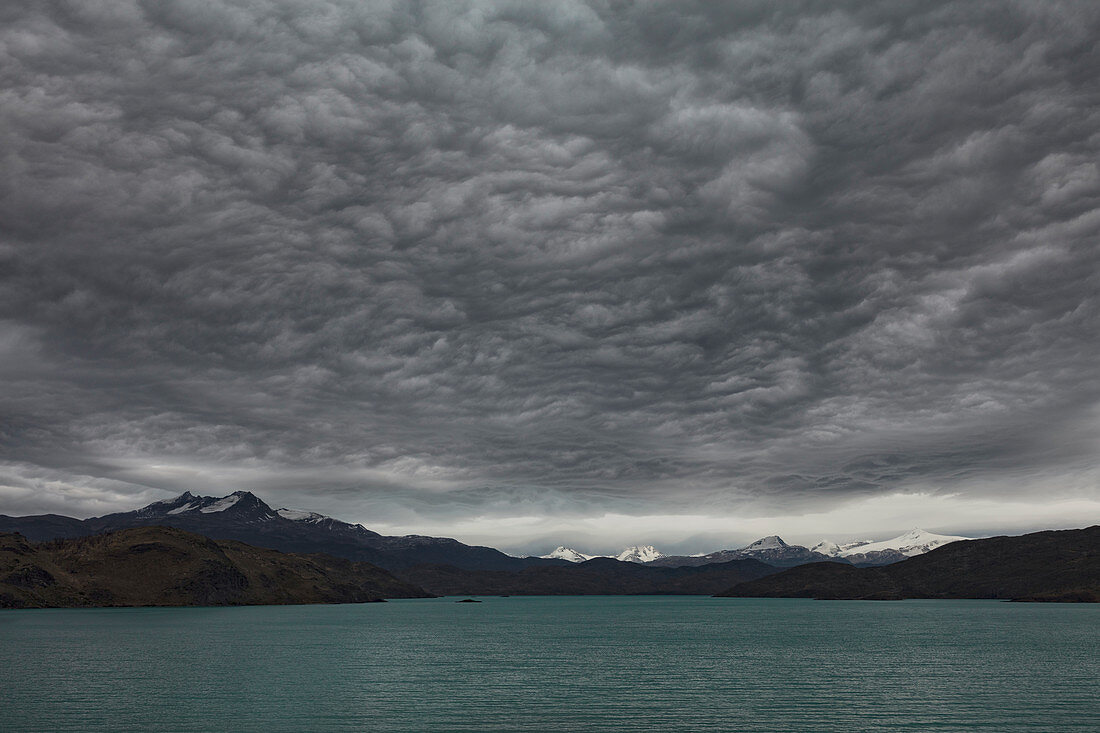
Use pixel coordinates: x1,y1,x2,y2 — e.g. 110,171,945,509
2,0,1099,546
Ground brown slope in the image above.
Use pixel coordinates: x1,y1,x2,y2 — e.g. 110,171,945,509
717,526,1100,601
0,526,431,609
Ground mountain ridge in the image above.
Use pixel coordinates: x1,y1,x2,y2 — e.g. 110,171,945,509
2,494,1094,602
0,491,989,574
549,530,973,568
716,526,1100,602
0,491,565,573
397,556,781,596
809,529,972,565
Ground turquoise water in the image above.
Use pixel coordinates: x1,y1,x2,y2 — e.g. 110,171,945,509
1,596,1097,732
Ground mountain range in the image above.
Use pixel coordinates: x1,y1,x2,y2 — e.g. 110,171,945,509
542,544,665,563
540,530,971,569
0,491,566,572
2,491,973,574
717,526,1100,602
405,527,1098,601
1,491,1096,603
402,527,1100,599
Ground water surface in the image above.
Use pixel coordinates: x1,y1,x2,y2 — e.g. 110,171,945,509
1,596,1096,732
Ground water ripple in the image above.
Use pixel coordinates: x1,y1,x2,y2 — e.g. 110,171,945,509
1,597,1097,732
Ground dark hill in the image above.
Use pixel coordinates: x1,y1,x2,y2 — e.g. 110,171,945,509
0,526,431,609
716,526,1100,601
397,556,780,596
0,513,87,541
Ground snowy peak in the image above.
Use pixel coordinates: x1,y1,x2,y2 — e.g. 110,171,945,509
139,491,277,520
199,494,242,513
742,535,789,551
810,539,873,557
541,546,593,563
137,491,197,516
127,492,382,536
539,544,667,563
839,528,970,557
810,529,970,561
166,499,200,515
616,545,664,563
539,545,668,563
810,540,840,556
276,508,332,524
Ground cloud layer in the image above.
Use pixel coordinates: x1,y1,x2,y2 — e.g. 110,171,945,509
2,1,1099,548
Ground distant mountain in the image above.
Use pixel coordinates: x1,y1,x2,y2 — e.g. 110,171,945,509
0,491,568,573
0,526,431,609
716,526,1100,602
651,531,970,569
538,545,666,563
616,545,664,563
540,546,595,562
0,493,983,575
652,535,842,568
809,539,870,556
398,556,781,596
743,535,785,551
733,535,834,566
810,529,971,566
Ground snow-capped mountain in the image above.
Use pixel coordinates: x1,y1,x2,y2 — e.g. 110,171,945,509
616,545,664,563
810,529,972,566
742,535,787,552
538,545,665,563
652,536,840,568
841,529,970,557
140,490,279,520
809,539,873,556
540,546,595,562
534,530,972,570
730,536,835,567
276,507,335,524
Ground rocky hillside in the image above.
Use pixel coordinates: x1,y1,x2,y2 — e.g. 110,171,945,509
0,526,431,609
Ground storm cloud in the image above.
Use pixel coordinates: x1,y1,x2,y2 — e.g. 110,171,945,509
2,0,1099,550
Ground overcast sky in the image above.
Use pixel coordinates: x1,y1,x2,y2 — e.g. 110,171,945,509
2,1,1099,554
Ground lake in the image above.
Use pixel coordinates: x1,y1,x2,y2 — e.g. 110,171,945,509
1,596,1097,732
